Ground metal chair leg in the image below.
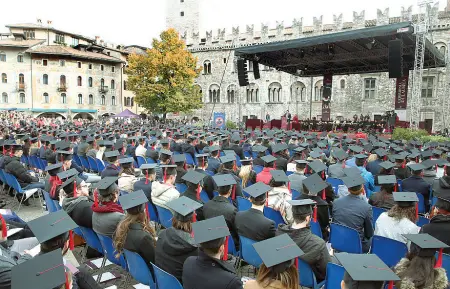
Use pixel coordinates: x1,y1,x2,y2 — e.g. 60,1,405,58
96,256,107,283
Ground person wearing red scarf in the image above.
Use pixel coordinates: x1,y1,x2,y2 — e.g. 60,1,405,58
421,196,450,255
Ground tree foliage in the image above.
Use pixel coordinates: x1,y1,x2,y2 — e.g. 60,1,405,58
127,29,203,117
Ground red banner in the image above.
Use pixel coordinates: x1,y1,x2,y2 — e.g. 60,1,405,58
322,74,332,121
395,72,408,110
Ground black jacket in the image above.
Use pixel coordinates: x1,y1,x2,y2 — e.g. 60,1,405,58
230,144,245,160
275,156,288,172
123,223,156,267
276,225,331,282
253,157,264,167
182,250,242,289
296,194,330,241
195,168,215,200
133,179,153,202
155,227,198,282
62,198,94,229
235,208,275,241
182,143,197,160
394,167,409,180
402,175,431,211
215,169,243,199
203,195,239,247
175,167,187,184
4,156,39,188
420,214,450,254
207,157,221,174
181,187,206,221
101,164,120,179
432,176,450,200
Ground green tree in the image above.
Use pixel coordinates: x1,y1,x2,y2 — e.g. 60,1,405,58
127,28,203,118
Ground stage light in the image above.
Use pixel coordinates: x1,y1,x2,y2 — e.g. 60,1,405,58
328,44,335,55
300,49,305,58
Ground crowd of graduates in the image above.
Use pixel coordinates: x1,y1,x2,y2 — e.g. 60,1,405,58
0,122,449,289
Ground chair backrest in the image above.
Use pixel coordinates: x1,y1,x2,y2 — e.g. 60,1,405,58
239,235,263,268
298,258,319,288
175,183,187,194
310,221,323,239
136,156,147,167
4,173,22,193
416,193,426,213
372,207,388,228
263,206,286,227
87,157,99,173
253,165,264,174
72,154,82,167
146,158,156,164
54,200,62,211
330,223,362,254
123,249,155,288
326,178,344,195
237,197,251,212
417,216,430,227
146,203,159,223
30,155,39,169
291,189,301,200
370,235,408,268
96,158,106,172
184,153,196,166
151,263,183,289
155,205,173,228
96,233,127,269
200,190,210,203
205,170,215,176
0,170,6,184
325,263,345,289
79,156,90,171
397,179,403,192
43,191,58,213
78,226,103,254
286,171,294,176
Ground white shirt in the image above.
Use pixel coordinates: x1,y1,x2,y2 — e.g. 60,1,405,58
135,145,147,158
287,162,296,172
374,212,420,244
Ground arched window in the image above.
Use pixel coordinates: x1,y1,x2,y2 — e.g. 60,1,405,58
88,94,94,105
43,74,48,85
111,80,115,89
61,93,67,104
19,73,24,84
100,65,104,71
131,98,134,107
111,96,116,106
77,94,83,104
60,75,66,85
268,82,282,103
101,95,105,105
314,81,323,102
0,51,5,62
246,83,259,103
209,84,220,103
439,46,446,57
19,93,25,104
88,77,93,87
17,53,23,63
43,92,49,103
203,60,212,74
290,82,306,102
100,78,105,87
340,79,346,89
1,73,6,84
77,76,82,86
227,84,237,103
2,93,8,103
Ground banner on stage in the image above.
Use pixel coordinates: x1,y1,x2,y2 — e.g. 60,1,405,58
213,112,226,129
395,72,409,110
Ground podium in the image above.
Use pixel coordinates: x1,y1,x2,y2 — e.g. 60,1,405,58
245,119,264,130
270,119,282,129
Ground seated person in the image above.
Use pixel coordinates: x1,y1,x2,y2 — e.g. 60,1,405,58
173,154,187,184
207,146,221,174
155,150,173,181
288,160,308,193
151,165,180,209
244,234,302,289
374,192,420,243
216,155,244,199
256,155,276,185
117,157,138,192
156,196,201,282
421,196,450,254
44,163,64,200
237,159,257,188
182,216,242,289
403,163,431,212
393,154,410,180
101,150,121,178
235,182,275,241
369,174,397,209
0,214,38,255
61,175,94,229
113,190,156,266
194,154,216,200
267,170,293,224
276,200,331,282
92,177,125,237
134,163,157,201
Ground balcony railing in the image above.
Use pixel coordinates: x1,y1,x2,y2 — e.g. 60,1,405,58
57,84,68,92
16,82,26,92
99,86,109,93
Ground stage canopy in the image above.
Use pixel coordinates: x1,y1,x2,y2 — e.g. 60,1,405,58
112,109,140,118
235,22,445,77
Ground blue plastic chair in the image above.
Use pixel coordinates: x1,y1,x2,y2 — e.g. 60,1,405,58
253,165,264,174
175,183,187,193
151,263,183,289
200,190,210,203
372,207,388,228
325,263,345,289
286,171,293,176
87,157,99,173
96,158,106,172
244,151,251,158
263,206,286,227
184,153,197,166
146,203,159,223
291,189,301,200
416,193,426,214
136,156,147,167
397,179,403,192
79,226,104,254
72,154,82,167
298,258,326,289
431,196,438,208
370,235,408,268
330,223,362,254
310,221,323,239
30,155,39,170
238,235,263,268
417,215,430,227
96,233,127,269
326,178,344,195
123,249,156,289
205,170,215,176
155,205,173,228
43,191,57,213
237,196,251,211
146,158,156,164
79,156,90,171
4,173,33,212
228,235,239,257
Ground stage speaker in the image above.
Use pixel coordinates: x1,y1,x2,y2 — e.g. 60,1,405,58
237,59,249,86
253,61,260,79
389,39,403,78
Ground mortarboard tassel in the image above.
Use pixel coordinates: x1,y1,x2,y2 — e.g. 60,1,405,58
196,184,201,201
265,192,269,207
65,272,70,289
122,147,125,155
394,184,397,192
322,189,326,200
288,182,291,194
192,211,197,223
145,171,149,184
322,171,325,179
73,181,77,198
415,203,419,220
163,169,167,183
416,157,419,163
145,203,151,221
341,161,345,169
69,230,74,250
231,185,236,200
435,248,443,268
202,158,205,169
445,165,447,176
313,206,317,223
94,190,98,207
387,281,394,289
0,215,6,239
222,236,229,261
295,257,299,269
273,161,276,169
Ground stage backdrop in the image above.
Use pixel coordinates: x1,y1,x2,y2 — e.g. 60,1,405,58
213,112,226,129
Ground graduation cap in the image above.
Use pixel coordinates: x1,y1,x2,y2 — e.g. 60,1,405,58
118,157,134,166
270,170,289,183
421,150,433,158
403,233,449,268
272,143,288,154
308,160,327,173
288,199,317,220
253,234,304,269
140,163,157,170
421,159,437,170
302,174,329,200
94,177,119,197
335,253,400,289
332,149,348,161
261,155,277,165
348,145,363,153
220,155,235,164
212,174,237,187
379,161,395,171
45,163,63,175
160,149,173,156
11,249,69,289
209,145,220,152
104,150,120,161
57,168,78,181
56,141,71,151
309,151,322,159
342,174,366,190
243,182,272,200
393,192,418,207
119,190,147,211
240,158,253,166
408,152,421,159
9,144,23,151
60,175,84,197
166,196,203,222
223,150,236,156
354,154,368,159
408,163,425,172
377,175,397,186
192,216,230,260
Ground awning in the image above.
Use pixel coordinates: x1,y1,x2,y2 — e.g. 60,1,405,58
31,108,68,113
0,108,29,112
71,109,97,113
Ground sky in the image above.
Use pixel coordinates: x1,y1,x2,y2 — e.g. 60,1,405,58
0,0,445,47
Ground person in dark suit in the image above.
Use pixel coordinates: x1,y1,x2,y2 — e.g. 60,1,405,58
170,134,183,154
229,136,245,160
180,171,206,221
156,196,201,282
421,196,450,254
134,164,157,201
252,145,267,167
204,174,239,249
235,182,275,241
173,154,187,184
195,154,215,200
101,150,121,178
114,190,157,268
402,163,431,212
393,155,409,180
365,149,386,176
60,175,94,229
207,146,221,174
182,216,242,289
77,139,89,158
182,136,198,161
272,143,289,172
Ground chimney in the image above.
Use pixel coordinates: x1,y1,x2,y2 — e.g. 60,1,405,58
447,0,450,11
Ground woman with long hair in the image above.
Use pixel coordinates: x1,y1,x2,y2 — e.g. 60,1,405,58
369,175,396,209
374,192,420,243
238,160,257,188
118,157,138,192
155,196,201,282
244,235,301,289
114,190,156,266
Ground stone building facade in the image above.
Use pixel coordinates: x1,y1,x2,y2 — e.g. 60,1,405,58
168,0,450,132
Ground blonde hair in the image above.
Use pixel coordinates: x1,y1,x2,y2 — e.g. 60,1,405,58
367,154,378,163
256,263,299,289
239,165,252,188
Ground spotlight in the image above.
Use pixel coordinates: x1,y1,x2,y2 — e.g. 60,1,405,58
328,44,335,55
